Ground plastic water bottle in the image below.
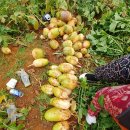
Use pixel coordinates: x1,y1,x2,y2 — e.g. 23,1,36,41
16,69,31,87
9,89,24,97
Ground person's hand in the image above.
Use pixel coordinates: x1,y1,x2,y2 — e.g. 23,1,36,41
86,114,96,125
79,73,87,79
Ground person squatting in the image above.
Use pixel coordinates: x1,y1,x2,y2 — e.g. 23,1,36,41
80,55,130,130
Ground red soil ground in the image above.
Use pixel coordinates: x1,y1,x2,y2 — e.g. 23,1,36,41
0,38,79,130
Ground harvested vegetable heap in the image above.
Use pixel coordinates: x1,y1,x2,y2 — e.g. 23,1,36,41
39,10,91,129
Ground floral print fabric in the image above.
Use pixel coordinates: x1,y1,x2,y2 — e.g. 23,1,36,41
95,55,130,83
88,84,130,117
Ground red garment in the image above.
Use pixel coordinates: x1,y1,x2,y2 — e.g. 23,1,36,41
88,84,130,117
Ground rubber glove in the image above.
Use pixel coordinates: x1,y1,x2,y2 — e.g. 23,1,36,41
86,114,96,125
79,73,87,79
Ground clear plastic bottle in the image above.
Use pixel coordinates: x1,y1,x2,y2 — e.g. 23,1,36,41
16,69,31,87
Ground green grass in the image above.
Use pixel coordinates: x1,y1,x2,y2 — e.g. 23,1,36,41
35,92,51,118
3,47,27,79
40,71,48,81
0,89,30,130
17,47,26,54
0,56,8,67
15,47,26,58
4,59,25,79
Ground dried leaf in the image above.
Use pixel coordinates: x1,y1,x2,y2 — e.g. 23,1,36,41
0,95,6,103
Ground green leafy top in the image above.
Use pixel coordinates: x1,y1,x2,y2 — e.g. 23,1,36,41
87,2,130,57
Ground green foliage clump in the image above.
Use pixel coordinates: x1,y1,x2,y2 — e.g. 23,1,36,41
73,79,120,130
87,3,130,57
0,0,45,46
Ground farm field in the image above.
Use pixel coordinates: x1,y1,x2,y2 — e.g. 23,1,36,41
0,0,129,130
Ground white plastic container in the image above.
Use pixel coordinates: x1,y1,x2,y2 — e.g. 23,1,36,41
6,78,17,90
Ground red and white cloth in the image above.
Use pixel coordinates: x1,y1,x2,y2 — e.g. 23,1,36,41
88,84,130,117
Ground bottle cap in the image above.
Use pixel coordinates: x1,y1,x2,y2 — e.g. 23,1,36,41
6,79,17,90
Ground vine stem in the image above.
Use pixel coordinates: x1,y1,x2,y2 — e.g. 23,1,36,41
1,122,13,130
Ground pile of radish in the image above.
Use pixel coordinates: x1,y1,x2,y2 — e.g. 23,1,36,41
41,63,78,130
0,10,91,130
41,10,91,66
30,48,49,67
39,10,91,130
